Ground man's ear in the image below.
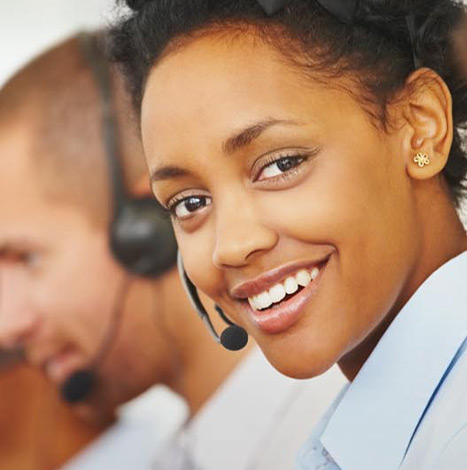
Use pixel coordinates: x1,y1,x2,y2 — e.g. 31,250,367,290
401,68,453,181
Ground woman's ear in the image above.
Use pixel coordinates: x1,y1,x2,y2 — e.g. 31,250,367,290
401,68,453,181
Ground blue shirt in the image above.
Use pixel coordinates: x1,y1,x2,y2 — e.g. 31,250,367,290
297,251,467,470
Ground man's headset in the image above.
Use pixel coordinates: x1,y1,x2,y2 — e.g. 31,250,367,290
61,33,178,404
62,33,248,405
79,33,177,277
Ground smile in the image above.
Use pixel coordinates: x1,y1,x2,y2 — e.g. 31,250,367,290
248,267,320,311
232,256,330,335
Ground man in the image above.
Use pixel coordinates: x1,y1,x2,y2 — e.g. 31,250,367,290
0,33,345,469
0,356,103,470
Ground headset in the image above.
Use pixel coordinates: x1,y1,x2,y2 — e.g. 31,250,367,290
60,33,178,404
78,32,177,278
177,253,248,352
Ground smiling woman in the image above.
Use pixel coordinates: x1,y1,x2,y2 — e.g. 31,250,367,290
109,0,467,468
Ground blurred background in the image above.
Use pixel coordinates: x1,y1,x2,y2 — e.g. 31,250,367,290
0,0,114,86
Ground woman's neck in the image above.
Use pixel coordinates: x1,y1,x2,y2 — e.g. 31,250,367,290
339,189,467,381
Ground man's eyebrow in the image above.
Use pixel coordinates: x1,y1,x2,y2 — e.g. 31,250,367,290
0,242,16,254
222,118,299,155
0,243,21,260
0,239,38,256
150,165,189,183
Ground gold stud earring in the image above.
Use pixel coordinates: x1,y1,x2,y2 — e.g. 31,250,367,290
413,152,430,168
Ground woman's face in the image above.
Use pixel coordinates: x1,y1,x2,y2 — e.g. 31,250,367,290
142,33,421,379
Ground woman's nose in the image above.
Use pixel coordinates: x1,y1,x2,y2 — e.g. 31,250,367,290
212,193,278,268
0,268,38,349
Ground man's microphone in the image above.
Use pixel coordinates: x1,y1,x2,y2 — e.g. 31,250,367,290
60,276,132,404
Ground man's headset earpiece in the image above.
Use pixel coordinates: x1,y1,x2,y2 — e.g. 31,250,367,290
78,32,177,277
177,253,249,351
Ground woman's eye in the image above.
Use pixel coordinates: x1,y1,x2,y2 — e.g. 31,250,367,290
171,195,212,220
257,156,305,181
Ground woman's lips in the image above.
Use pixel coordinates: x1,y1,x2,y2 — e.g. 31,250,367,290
241,260,327,335
231,255,330,299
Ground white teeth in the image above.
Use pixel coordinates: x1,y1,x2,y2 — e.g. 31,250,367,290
311,267,320,281
248,266,320,311
248,297,258,310
296,269,312,287
269,284,286,303
256,292,273,310
284,276,298,295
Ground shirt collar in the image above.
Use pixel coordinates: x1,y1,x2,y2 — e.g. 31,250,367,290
321,251,467,470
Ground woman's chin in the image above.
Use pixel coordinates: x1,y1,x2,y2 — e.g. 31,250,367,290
257,335,339,379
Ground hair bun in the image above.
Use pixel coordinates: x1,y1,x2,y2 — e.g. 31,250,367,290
125,0,149,12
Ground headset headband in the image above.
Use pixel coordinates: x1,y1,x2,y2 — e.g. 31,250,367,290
77,33,128,213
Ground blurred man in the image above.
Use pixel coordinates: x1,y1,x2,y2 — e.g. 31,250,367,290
0,33,345,469
0,356,103,470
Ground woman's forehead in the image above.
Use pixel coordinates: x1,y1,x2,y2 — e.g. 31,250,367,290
142,33,345,146
144,32,284,105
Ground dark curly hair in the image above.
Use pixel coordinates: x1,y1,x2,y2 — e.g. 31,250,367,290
109,0,467,205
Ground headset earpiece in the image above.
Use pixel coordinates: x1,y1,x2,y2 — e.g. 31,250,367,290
78,32,178,278
110,198,177,277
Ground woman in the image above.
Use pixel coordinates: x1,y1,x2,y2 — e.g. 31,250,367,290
110,1,467,467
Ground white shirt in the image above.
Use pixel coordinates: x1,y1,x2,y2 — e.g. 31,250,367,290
61,386,187,470
154,348,346,470
297,251,467,470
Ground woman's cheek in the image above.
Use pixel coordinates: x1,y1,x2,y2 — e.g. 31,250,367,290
176,226,221,299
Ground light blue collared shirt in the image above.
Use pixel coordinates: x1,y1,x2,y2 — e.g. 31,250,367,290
297,251,467,470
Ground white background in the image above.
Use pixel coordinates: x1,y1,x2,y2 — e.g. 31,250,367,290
0,0,115,86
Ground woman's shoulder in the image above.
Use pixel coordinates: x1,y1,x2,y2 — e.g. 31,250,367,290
402,341,467,468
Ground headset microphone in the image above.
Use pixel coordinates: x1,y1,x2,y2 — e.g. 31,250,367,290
215,305,249,351
60,275,132,404
61,369,96,404
177,253,249,352
220,327,249,351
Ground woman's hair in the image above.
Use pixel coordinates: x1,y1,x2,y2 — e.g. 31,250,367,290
109,0,467,205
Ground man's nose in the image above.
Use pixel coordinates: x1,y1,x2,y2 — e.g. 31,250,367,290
212,193,279,268
0,268,38,349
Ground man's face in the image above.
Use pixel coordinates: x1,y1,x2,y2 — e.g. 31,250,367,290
0,120,172,420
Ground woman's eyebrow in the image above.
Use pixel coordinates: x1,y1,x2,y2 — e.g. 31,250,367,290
222,118,300,155
150,165,189,183
150,118,301,182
